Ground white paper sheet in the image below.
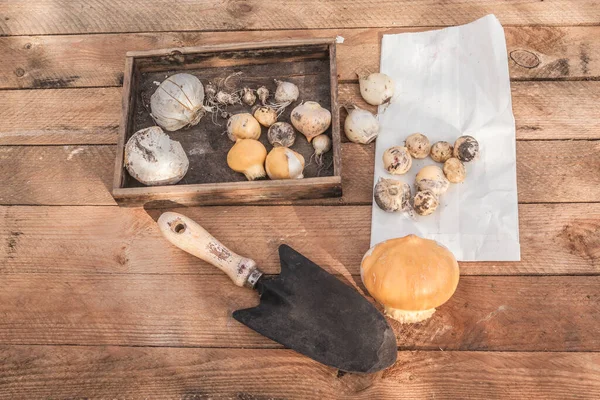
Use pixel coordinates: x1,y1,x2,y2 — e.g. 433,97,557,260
371,15,520,261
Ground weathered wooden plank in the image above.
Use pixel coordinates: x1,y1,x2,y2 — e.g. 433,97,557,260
0,146,117,206
1,140,598,205
3,81,598,145
0,88,120,145
1,204,598,276
2,1,599,35
0,274,598,350
0,346,598,400
1,26,599,89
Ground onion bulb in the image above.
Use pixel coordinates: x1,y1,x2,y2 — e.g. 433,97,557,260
373,177,411,213
344,106,379,144
443,158,466,183
382,146,412,175
268,122,296,148
227,113,261,142
242,88,256,106
361,235,459,323
226,139,267,181
290,101,332,142
272,80,299,111
216,91,240,105
311,134,332,168
253,106,278,127
150,73,206,131
413,189,439,216
405,133,431,159
358,72,395,106
430,141,453,163
453,135,480,162
265,147,305,180
415,165,449,196
124,126,188,186
256,86,270,105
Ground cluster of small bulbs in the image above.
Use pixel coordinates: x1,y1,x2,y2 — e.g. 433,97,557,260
122,73,333,186
375,133,480,216
226,88,333,181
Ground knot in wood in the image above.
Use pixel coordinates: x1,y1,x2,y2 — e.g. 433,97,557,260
510,50,540,69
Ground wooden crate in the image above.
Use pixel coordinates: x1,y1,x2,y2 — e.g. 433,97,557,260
112,38,341,207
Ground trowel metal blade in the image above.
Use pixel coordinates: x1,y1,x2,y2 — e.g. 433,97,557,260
232,245,397,373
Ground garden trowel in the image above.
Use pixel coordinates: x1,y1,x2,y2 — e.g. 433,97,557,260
157,212,397,373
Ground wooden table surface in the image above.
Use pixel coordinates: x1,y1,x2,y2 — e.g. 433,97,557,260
1,1,599,398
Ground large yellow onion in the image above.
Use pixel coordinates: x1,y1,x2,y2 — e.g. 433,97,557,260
150,73,206,131
361,235,459,324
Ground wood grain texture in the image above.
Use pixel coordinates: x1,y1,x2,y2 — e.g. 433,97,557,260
2,26,600,89
2,1,600,35
3,81,598,146
0,88,120,145
0,273,598,350
1,204,598,276
1,140,598,205
0,346,598,400
0,146,117,206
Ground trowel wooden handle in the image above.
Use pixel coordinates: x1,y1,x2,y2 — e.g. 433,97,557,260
157,212,262,288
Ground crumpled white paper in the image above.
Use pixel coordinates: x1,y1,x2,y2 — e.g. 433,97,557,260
371,15,520,261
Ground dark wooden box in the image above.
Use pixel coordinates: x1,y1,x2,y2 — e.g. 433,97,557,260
112,38,341,207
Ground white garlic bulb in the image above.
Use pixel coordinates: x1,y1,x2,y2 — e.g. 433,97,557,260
150,73,206,131
124,126,189,186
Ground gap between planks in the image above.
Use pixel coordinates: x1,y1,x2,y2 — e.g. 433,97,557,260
1,0,600,35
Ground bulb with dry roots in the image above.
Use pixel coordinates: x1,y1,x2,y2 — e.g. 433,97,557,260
253,106,278,127
430,141,453,163
265,147,305,180
453,135,479,162
271,80,299,113
215,91,240,105
358,72,395,106
310,134,332,169
443,158,466,183
256,86,269,105
415,165,449,196
267,122,296,148
413,189,439,216
383,146,412,175
124,126,189,186
291,101,332,142
227,113,262,142
373,178,412,213
405,133,431,159
241,88,256,106
361,235,459,323
226,139,267,181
